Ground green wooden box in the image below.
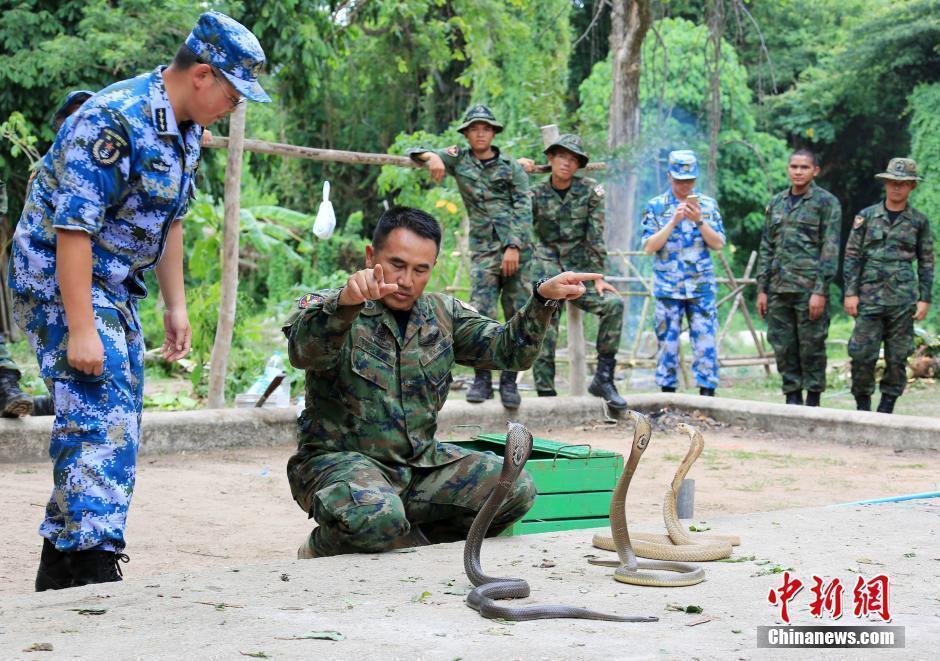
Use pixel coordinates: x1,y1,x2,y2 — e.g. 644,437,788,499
451,433,623,536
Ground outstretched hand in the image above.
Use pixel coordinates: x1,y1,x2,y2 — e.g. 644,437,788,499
538,272,603,301
339,263,399,306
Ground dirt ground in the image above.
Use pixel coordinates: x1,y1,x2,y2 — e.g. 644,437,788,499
2,421,938,596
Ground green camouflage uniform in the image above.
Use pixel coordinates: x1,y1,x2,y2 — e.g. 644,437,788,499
407,127,532,320
0,180,19,373
756,183,842,394
530,176,622,392
844,203,934,398
283,288,555,557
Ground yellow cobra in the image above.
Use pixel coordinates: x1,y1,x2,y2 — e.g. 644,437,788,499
588,411,706,587
593,418,741,562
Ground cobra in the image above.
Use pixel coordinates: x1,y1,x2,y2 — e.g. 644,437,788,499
463,421,659,622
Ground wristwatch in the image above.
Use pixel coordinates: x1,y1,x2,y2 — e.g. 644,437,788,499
694,219,704,228
533,278,561,308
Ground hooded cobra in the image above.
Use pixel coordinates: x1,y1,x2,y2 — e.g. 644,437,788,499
592,417,741,562
463,421,658,622
588,411,707,587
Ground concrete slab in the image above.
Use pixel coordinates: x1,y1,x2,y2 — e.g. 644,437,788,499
2,393,938,463
1,501,935,660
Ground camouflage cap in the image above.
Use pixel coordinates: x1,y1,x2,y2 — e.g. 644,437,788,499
51,89,94,131
544,133,589,168
457,104,503,133
875,158,924,182
668,150,698,180
185,11,271,103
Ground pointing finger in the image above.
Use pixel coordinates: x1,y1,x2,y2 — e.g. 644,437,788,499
567,272,604,282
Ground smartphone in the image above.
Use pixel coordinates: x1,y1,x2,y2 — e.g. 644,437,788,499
686,194,699,203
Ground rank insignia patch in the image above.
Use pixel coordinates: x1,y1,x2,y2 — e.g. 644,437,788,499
444,145,459,158
298,293,323,309
853,215,865,229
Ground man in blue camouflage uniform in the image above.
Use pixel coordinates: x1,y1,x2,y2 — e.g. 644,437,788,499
407,105,533,409
285,207,600,558
641,150,726,395
10,11,270,591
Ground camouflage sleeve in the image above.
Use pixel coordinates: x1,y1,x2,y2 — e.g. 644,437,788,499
282,289,364,371
755,202,774,294
843,215,865,298
506,159,533,249
916,214,935,303
814,195,843,296
53,108,132,235
640,202,658,244
585,183,607,274
451,295,554,370
406,146,458,176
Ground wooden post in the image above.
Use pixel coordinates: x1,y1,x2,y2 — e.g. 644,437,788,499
207,103,247,408
717,250,770,374
539,124,588,395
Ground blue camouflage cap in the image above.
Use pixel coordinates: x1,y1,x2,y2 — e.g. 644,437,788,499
668,150,698,180
185,11,270,103
51,89,94,130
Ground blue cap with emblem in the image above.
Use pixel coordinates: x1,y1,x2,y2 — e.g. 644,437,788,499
667,150,698,180
185,11,271,103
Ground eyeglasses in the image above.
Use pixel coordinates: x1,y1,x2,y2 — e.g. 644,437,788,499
210,68,244,109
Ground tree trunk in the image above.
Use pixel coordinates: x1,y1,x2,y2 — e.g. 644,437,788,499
606,0,651,254
207,103,247,409
705,0,725,197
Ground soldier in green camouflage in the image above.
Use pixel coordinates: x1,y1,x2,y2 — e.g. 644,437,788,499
756,149,842,407
843,158,934,414
408,104,532,409
284,206,600,558
526,134,626,409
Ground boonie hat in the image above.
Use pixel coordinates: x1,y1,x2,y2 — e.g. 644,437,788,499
457,104,503,133
544,134,589,169
875,158,924,182
185,11,271,103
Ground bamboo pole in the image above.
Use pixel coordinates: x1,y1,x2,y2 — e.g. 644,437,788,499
207,104,246,408
717,250,770,374
715,250,757,349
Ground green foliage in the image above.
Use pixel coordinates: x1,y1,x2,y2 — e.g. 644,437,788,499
908,82,940,324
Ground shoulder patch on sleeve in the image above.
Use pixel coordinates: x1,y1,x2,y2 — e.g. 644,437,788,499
457,299,478,314
444,145,459,158
298,293,324,309
593,184,605,197
91,127,129,167
852,215,865,229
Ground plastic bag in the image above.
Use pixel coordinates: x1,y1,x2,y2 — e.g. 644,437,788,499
313,181,336,240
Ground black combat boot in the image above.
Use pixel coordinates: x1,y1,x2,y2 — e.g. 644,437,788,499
785,391,804,405
699,387,716,397
35,539,72,591
0,368,33,418
537,389,557,397
661,386,677,393
498,371,521,409
70,550,129,587
466,369,493,403
855,394,872,411
805,391,821,407
31,395,55,416
588,354,627,410
876,394,897,414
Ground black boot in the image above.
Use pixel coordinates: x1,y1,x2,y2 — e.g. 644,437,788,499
855,394,872,411
661,386,677,393
805,391,821,407
699,387,716,397
35,539,72,591
31,395,55,416
498,371,521,409
466,370,493,403
0,368,33,418
537,389,557,397
876,394,897,414
588,354,627,410
71,550,129,587
785,391,804,405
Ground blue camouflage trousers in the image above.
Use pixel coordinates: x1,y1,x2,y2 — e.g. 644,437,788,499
14,299,144,553
654,293,719,389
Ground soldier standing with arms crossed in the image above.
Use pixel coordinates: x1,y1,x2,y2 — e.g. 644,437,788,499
756,149,842,406
408,105,533,409
843,158,934,414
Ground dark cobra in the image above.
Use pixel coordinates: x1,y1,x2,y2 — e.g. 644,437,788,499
463,421,659,622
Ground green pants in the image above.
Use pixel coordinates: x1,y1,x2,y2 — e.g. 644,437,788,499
766,291,830,394
292,445,536,557
848,303,915,397
0,335,19,373
469,249,531,322
532,288,624,392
